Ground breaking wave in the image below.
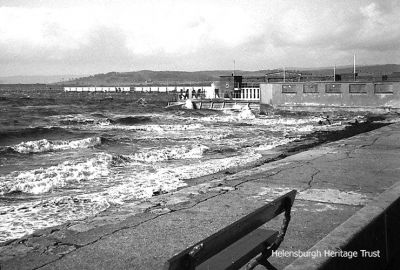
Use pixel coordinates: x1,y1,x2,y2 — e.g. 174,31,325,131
0,144,209,196
95,123,204,132
0,195,109,242
11,137,103,154
0,153,112,195
104,151,262,203
48,113,105,126
200,113,321,127
130,145,208,162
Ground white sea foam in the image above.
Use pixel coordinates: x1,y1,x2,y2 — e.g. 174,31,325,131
11,137,102,154
105,151,262,203
0,195,109,242
0,144,218,197
250,116,321,127
294,125,316,133
0,137,289,242
0,144,211,196
95,123,204,132
132,132,230,142
201,113,320,127
130,145,208,162
0,149,258,242
222,107,256,120
0,153,111,195
49,114,110,126
254,137,298,151
237,108,256,120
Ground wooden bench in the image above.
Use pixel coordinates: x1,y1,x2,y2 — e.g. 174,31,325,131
164,190,297,270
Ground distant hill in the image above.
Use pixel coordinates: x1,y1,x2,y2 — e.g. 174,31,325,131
297,64,400,76
58,64,400,86
0,75,84,84
59,70,233,86
57,70,284,86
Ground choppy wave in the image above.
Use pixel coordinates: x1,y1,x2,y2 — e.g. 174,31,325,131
11,137,102,154
55,114,152,127
0,195,109,242
254,137,298,151
105,151,262,203
95,123,204,132
109,116,152,125
130,145,208,162
200,113,321,126
129,133,230,142
55,115,110,126
222,107,256,120
91,113,107,118
0,144,210,195
0,149,262,242
0,153,112,195
59,118,96,125
250,116,323,128
0,146,18,155
0,102,347,244
0,126,70,141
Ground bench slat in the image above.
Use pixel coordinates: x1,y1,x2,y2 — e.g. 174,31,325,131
196,228,278,270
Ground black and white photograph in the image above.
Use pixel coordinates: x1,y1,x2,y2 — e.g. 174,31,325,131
0,0,399,269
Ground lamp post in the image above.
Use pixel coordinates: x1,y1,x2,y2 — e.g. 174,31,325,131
283,67,286,82
334,65,336,82
353,54,356,81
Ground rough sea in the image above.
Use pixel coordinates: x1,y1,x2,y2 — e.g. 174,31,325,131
0,97,355,243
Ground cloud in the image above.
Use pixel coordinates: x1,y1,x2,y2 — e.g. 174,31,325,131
268,1,400,53
0,0,399,75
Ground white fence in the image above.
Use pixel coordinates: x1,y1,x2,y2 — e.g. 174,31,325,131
64,87,130,92
239,88,260,100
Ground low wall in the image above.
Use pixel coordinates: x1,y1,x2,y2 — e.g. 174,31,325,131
260,82,400,112
60,91,175,102
284,181,400,270
0,84,176,103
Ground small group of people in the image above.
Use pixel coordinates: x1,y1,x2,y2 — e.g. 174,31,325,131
179,89,203,100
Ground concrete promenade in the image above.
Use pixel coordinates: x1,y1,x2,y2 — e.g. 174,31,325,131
1,122,400,270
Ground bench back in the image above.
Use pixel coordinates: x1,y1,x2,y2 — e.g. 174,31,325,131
164,190,297,270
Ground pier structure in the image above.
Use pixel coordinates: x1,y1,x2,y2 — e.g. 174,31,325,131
217,75,261,101
259,81,400,113
213,69,400,106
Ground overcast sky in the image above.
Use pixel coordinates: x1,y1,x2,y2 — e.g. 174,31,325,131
0,0,399,76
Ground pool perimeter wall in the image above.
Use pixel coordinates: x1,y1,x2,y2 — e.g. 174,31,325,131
260,82,400,113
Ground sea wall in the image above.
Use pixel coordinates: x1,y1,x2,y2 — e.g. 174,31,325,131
284,181,400,270
260,82,400,113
